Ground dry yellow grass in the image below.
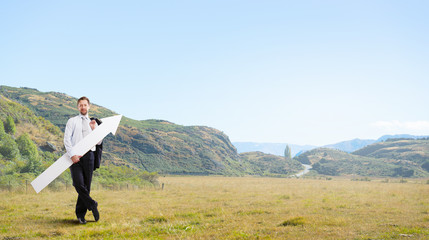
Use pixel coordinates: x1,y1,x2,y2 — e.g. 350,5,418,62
1,176,428,239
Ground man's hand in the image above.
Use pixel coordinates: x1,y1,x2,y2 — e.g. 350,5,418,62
90,120,97,130
71,155,82,164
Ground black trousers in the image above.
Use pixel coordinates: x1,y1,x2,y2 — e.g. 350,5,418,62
70,151,97,218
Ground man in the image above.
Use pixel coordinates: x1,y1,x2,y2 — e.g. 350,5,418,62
64,96,100,224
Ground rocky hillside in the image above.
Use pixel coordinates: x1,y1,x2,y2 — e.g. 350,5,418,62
0,93,132,167
111,117,240,174
0,94,63,152
0,86,247,175
4,85,427,178
0,95,160,190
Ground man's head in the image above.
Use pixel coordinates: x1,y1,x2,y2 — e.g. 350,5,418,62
77,96,90,116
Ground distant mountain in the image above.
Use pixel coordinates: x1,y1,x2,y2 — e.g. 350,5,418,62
376,134,429,142
233,142,316,157
234,135,429,158
323,139,376,153
323,135,429,153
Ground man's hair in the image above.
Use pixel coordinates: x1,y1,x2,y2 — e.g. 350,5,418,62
77,96,90,105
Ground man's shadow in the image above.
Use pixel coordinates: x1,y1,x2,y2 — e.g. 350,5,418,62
48,218,97,226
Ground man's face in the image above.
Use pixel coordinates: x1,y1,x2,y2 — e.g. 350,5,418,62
78,100,90,115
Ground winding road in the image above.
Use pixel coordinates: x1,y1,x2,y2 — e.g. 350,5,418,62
293,164,312,177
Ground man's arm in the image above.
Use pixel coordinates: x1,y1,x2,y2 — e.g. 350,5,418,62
64,117,82,163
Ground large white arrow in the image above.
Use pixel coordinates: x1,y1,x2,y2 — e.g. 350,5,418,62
31,115,122,193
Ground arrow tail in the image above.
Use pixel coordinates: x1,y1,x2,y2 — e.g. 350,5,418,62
31,154,73,193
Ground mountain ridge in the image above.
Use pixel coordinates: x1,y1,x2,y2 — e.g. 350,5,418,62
233,142,316,157
234,134,429,157
0,85,303,176
2,85,428,178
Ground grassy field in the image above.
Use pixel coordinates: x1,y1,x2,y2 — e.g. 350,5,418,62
1,177,428,239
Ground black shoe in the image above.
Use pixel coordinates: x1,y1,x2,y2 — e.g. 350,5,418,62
78,217,87,224
92,201,100,222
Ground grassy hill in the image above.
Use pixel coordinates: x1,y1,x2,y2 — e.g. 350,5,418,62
353,138,429,167
111,118,241,175
0,94,63,152
3,85,428,178
0,93,159,190
2,85,302,176
239,151,303,176
294,146,429,178
0,94,64,183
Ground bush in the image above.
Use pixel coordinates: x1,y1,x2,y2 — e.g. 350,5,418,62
4,116,16,135
16,133,39,160
393,167,414,178
279,217,305,226
0,120,5,136
145,216,167,224
94,165,159,188
0,134,20,161
422,161,429,172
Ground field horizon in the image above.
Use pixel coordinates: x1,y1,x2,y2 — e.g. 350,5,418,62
1,176,428,239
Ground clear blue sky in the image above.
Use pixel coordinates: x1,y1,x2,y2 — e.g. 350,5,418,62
1,1,428,146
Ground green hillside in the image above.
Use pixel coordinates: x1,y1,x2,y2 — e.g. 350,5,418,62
1,85,278,176
4,85,428,178
0,94,63,179
110,118,241,174
239,151,303,176
0,94,63,152
294,147,429,178
0,93,157,190
353,138,429,171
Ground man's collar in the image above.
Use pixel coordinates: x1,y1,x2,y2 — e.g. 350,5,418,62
79,114,89,119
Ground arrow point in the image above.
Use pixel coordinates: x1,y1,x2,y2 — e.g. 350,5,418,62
101,114,122,135
111,115,122,135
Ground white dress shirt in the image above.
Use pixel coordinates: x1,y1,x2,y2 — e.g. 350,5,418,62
64,114,98,158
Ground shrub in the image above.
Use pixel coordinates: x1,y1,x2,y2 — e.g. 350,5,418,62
16,133,39,160
4,116,16,135
145,216,167,224
400,178,408,183
279,217,305,226
421,161,429,172
0,120,5,136
0,134,20,161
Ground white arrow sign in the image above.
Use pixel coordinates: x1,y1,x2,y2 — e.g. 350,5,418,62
31,115,122,193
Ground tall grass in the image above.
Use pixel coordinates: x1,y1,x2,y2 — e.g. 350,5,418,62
1,177,428,239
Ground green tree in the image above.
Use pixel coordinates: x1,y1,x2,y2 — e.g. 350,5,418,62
284,144,291,160
17,133,42,174
16,133,39,160
0,134,20,161
20,156,43,174
422,160,429,172
4,116,16,135
0,120,5,136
